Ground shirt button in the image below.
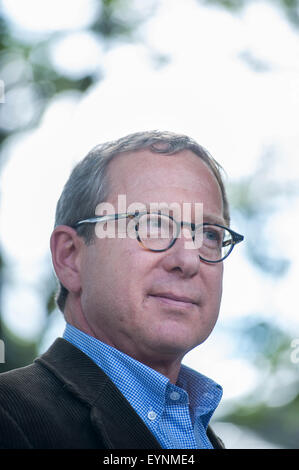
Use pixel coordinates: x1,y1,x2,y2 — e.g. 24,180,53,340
169,391,180,401
147,411,157,421
204,392,214,400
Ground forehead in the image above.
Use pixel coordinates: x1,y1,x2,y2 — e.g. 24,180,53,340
105,148,224,220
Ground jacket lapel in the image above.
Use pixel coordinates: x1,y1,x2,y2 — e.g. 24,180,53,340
90,378,161,449
207,425,225,449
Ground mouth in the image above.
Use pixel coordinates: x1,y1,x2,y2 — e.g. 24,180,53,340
149,293,198,309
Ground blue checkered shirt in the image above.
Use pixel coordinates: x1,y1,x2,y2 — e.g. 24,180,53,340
63,323,222,449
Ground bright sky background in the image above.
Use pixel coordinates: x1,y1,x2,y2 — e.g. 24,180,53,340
1,0,299,448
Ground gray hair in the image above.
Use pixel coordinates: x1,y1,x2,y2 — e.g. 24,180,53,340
54,130,230,311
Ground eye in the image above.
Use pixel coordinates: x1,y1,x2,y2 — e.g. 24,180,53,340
205,230,218,240
203,228,221,244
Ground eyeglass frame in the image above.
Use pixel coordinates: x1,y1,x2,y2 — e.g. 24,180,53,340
72,211,244,263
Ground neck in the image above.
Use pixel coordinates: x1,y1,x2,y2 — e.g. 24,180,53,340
65,301,184,384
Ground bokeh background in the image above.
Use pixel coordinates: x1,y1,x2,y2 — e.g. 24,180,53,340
0,0,299,449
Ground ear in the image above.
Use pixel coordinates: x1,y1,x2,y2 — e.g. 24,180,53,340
50,225,84,295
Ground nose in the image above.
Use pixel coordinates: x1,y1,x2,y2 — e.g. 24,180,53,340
160,227,200,278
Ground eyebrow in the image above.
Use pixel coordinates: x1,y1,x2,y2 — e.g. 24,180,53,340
203,214,227,226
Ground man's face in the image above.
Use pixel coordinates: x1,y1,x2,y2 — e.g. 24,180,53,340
78,149,224,367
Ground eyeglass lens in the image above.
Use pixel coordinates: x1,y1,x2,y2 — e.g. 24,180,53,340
136,213,233,261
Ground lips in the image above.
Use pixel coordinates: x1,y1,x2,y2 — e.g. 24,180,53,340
149,292,198,307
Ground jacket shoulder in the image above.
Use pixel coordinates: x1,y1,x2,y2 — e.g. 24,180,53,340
0,339,101,448
0,361,54,448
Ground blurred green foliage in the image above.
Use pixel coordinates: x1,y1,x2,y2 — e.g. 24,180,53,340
0,0,298,449
223,317,299,448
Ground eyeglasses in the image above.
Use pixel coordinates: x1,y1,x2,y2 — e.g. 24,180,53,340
73,211,244,263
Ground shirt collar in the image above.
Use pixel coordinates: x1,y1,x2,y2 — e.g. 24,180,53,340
178,364,223,428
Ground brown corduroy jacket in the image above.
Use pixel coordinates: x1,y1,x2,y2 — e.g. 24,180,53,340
0,338,224,449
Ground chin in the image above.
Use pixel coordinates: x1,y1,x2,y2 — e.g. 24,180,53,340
149,332,204,358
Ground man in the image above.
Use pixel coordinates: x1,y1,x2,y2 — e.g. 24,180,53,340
0,130,243,449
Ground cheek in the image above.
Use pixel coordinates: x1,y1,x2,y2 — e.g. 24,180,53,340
80,244,113,302
205,265,223,306
99,242,151,299
215,270,223,300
